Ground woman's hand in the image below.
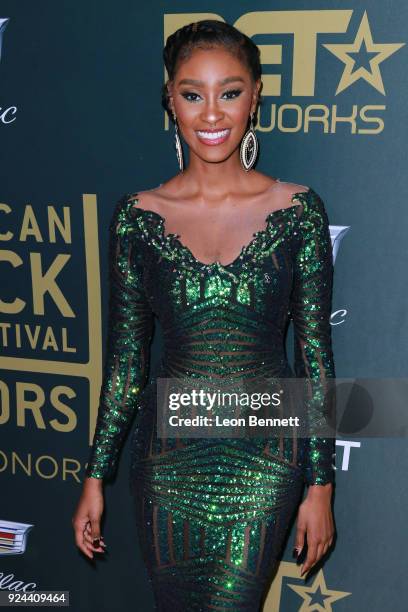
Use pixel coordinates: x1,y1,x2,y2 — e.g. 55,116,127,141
72,477,107,560
294,483,335,577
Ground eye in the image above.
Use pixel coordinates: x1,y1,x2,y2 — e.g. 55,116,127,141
221,89,242,100
180,89,243,103
181,92,202,103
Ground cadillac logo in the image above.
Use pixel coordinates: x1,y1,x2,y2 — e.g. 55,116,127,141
0,520,34,556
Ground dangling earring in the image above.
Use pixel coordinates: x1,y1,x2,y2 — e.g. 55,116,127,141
173,114,184,172
240,112,259,171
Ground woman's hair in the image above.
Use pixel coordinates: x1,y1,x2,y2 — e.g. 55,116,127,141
162,20,263,123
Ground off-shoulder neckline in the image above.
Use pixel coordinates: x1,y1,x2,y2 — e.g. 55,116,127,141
126,186,313,270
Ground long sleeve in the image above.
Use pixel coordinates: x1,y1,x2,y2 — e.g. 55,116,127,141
85,195,154,481
290,188,336,486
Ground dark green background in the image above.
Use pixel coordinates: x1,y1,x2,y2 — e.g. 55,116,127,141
1,2,407,610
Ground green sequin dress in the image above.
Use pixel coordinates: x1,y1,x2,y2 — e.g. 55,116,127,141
85,184,336,611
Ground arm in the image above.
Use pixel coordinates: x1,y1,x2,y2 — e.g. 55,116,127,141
291,188,336,487
85,195,154,481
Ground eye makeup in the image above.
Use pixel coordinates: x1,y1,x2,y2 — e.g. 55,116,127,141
180,88,243,102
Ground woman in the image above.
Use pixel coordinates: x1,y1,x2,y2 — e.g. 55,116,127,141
72,20,336,611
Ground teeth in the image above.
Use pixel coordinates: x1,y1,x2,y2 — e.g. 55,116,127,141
197,129,229,140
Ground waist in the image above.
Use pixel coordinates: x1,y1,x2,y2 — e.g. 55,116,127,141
158,351,292,379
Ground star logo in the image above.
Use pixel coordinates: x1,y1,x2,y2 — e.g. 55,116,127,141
263,561,351,612
322,11,405,95
0,18,9,62
287,569,351,611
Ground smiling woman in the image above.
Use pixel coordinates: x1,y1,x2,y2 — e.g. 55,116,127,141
73,18,336,612
162,23,263,174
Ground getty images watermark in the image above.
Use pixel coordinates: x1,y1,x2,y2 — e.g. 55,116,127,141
155,377,408,439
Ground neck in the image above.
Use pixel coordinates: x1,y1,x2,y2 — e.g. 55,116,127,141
178,150,254,198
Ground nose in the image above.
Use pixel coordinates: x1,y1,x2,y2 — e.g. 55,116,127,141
200,96,225,126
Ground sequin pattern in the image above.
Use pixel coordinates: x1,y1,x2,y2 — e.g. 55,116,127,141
85,186,336,610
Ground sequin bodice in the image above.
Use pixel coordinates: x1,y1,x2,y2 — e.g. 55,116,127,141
85,186,336,487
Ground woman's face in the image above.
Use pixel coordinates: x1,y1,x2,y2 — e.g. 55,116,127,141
168,45,261,165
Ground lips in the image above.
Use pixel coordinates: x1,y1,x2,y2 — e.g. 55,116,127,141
196,128,231,146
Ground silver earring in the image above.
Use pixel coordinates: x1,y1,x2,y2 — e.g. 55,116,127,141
240,112,258,171
173,115,184,172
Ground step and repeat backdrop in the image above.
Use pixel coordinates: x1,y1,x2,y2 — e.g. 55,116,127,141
1,2,407,611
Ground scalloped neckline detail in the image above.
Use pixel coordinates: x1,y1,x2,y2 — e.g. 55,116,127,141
129,186,312,270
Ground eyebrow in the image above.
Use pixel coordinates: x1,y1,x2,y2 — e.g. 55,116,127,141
177,76,246,87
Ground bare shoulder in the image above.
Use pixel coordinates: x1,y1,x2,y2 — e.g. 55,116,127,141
254,179,308,212
127,176,193,215
278,181,309,197
250,172,309,206
128,183,170,215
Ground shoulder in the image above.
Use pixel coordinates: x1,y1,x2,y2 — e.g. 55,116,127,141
108,190,168,249
272,181,329,223
277,181,311,207
292,185,331,243
267,181,330,242
255,175,317,210
108,192,153,237
279,181,309,195
126,184,174,218
281,181,328,217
